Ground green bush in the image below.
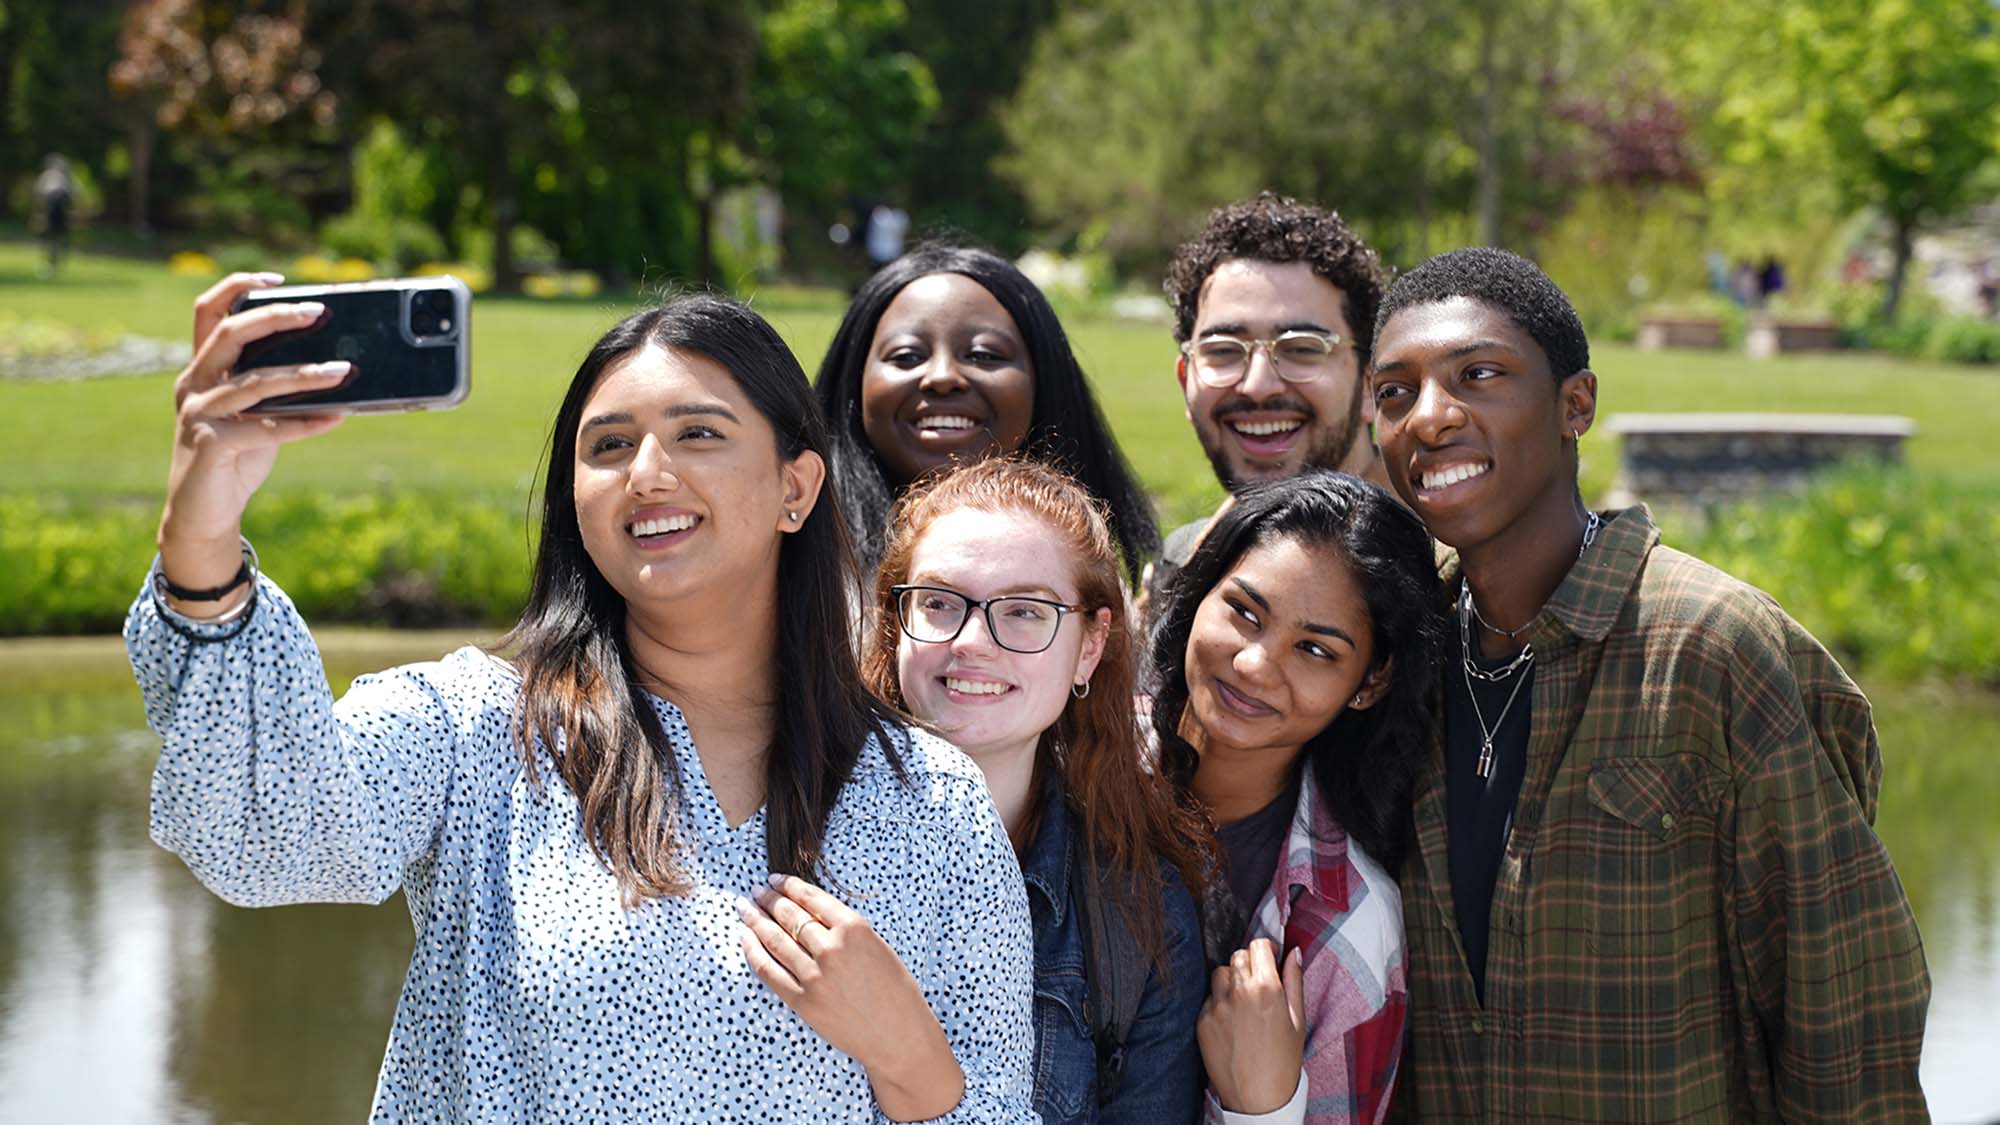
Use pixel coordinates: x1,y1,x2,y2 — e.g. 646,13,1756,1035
0,491,535,636
1662,466,2000,684
318,119,450,271
1824,282,1997,365
1921,317,2000,365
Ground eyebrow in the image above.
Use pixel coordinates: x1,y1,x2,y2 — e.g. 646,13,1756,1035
581,402,740,430
1196,320,1333,339
1370,338,1514,376
1231,576,1355,646
907,576,1067,601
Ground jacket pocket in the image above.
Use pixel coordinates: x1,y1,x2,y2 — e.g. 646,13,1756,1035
1032,973,1096,1124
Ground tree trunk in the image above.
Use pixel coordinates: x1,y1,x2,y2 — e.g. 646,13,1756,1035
1476,0,1501,247
127,119,154,235
492,193,519,294
1882,215,1916,323
695,190,717,287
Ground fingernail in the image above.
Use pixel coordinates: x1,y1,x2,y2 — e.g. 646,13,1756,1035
734,896,757,917
309,361,352,377
296,302,326,317
767,873,787,888
256,272,284,284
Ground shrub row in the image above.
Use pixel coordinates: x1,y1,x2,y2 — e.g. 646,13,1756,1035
1660,466,2000,684
7,470,1996,685
0,490,535,635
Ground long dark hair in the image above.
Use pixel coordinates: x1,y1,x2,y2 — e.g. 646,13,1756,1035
1148,471,1440,872
813,243,1160,583
501,294,895,903
862,458,1212,971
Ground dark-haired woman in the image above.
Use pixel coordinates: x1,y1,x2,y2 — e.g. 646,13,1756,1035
1148,472,1440,1125
127,275,1035,1121
813,243,1159,584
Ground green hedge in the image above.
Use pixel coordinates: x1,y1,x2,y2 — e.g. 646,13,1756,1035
1,491,535,635
1661,467,2000,684
7,471,1998,686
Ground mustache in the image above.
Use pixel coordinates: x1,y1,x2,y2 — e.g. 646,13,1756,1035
1213,394,1316,420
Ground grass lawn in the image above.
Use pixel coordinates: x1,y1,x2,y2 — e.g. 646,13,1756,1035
7,241,1998,528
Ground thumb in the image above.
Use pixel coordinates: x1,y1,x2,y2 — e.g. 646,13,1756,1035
1283,946,1306,1031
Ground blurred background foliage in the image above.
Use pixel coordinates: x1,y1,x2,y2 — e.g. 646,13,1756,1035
0,0,1993,321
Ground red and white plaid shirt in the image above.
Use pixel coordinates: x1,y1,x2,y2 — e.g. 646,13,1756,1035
1214,778,1408,1125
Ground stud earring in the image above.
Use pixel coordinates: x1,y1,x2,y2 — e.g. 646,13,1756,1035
787,511,800,522
1351,693,1364,706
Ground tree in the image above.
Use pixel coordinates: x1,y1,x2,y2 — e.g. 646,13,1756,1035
108,0,335,236
738,0,938,261
995,0,1597,274
1682,0,2000,320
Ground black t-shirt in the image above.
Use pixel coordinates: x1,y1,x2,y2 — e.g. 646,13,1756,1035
1443,645,1534,1004
1216,777,1300,922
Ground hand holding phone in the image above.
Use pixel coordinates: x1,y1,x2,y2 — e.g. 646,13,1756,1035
233,276,471,414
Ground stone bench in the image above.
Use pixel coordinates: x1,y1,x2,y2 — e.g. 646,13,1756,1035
1637,315,1724,351
1745,316,1841,358
1604,413,1915,508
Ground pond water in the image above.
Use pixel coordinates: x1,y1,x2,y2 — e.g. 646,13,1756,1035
1,634,1995,1122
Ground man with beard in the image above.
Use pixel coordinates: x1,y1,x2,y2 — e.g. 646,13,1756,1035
1143,193,1389,610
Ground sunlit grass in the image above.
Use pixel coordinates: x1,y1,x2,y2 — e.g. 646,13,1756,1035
6,240,1999,531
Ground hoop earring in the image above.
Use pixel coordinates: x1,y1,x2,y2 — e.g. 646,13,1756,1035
1071,681,1091,700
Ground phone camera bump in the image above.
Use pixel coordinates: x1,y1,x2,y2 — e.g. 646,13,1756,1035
409,289,456,339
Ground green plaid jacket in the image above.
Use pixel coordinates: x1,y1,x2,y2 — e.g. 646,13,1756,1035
1398,507,1930,1122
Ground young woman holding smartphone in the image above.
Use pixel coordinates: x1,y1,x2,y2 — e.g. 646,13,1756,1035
130,275,1036,1121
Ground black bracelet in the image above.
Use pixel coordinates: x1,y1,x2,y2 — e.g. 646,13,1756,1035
156,558,252,602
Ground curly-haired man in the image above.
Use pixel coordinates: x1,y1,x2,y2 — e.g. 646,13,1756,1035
1145,193,1391,606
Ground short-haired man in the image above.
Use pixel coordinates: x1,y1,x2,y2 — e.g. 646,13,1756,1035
1368,247,1929,1119
1144,194,1390,607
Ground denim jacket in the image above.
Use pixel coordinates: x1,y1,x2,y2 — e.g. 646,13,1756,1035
1020,771,1208,1125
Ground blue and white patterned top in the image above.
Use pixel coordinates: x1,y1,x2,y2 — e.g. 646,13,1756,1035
126,572,1037,1123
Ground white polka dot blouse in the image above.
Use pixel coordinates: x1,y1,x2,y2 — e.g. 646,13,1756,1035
126,571,1038,1123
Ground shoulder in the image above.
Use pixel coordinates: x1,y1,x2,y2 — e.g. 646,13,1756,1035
1161,518,1212,565
339,644,520,727
846,720,1000,827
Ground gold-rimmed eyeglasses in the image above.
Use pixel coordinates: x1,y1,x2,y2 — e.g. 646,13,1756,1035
1181,330,1346,388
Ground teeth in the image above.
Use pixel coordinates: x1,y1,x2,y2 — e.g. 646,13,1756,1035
944,677,1010,696
918,414,978,431
629,514,698,537
1230,419,1303,437
1421,463,1489,491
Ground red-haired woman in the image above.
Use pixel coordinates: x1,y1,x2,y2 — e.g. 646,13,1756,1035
740,458,1209,1124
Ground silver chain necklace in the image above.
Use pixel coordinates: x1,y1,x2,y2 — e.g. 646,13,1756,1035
1460,510,1601,778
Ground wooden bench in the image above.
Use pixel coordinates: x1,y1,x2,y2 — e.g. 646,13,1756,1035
1745,315,1841,358
1604,413,1915,507
1637,315,1724,351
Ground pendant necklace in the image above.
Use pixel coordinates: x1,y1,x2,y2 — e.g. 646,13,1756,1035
1461,510,1601,778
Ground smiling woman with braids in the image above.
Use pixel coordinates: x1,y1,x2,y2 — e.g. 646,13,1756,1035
813,243,1160,584
125,275,1036,1121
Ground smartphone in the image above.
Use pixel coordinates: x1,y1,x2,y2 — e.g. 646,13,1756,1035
234,276,471,414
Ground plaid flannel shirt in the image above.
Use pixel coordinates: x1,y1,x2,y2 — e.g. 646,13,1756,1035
1397,506,1930,1121
1225,775,1407,1124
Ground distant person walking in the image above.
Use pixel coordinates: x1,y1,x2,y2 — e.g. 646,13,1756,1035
34,155,75,276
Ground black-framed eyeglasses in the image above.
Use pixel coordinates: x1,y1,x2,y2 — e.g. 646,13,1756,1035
1180,330,1347,388
890,584,1085,655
